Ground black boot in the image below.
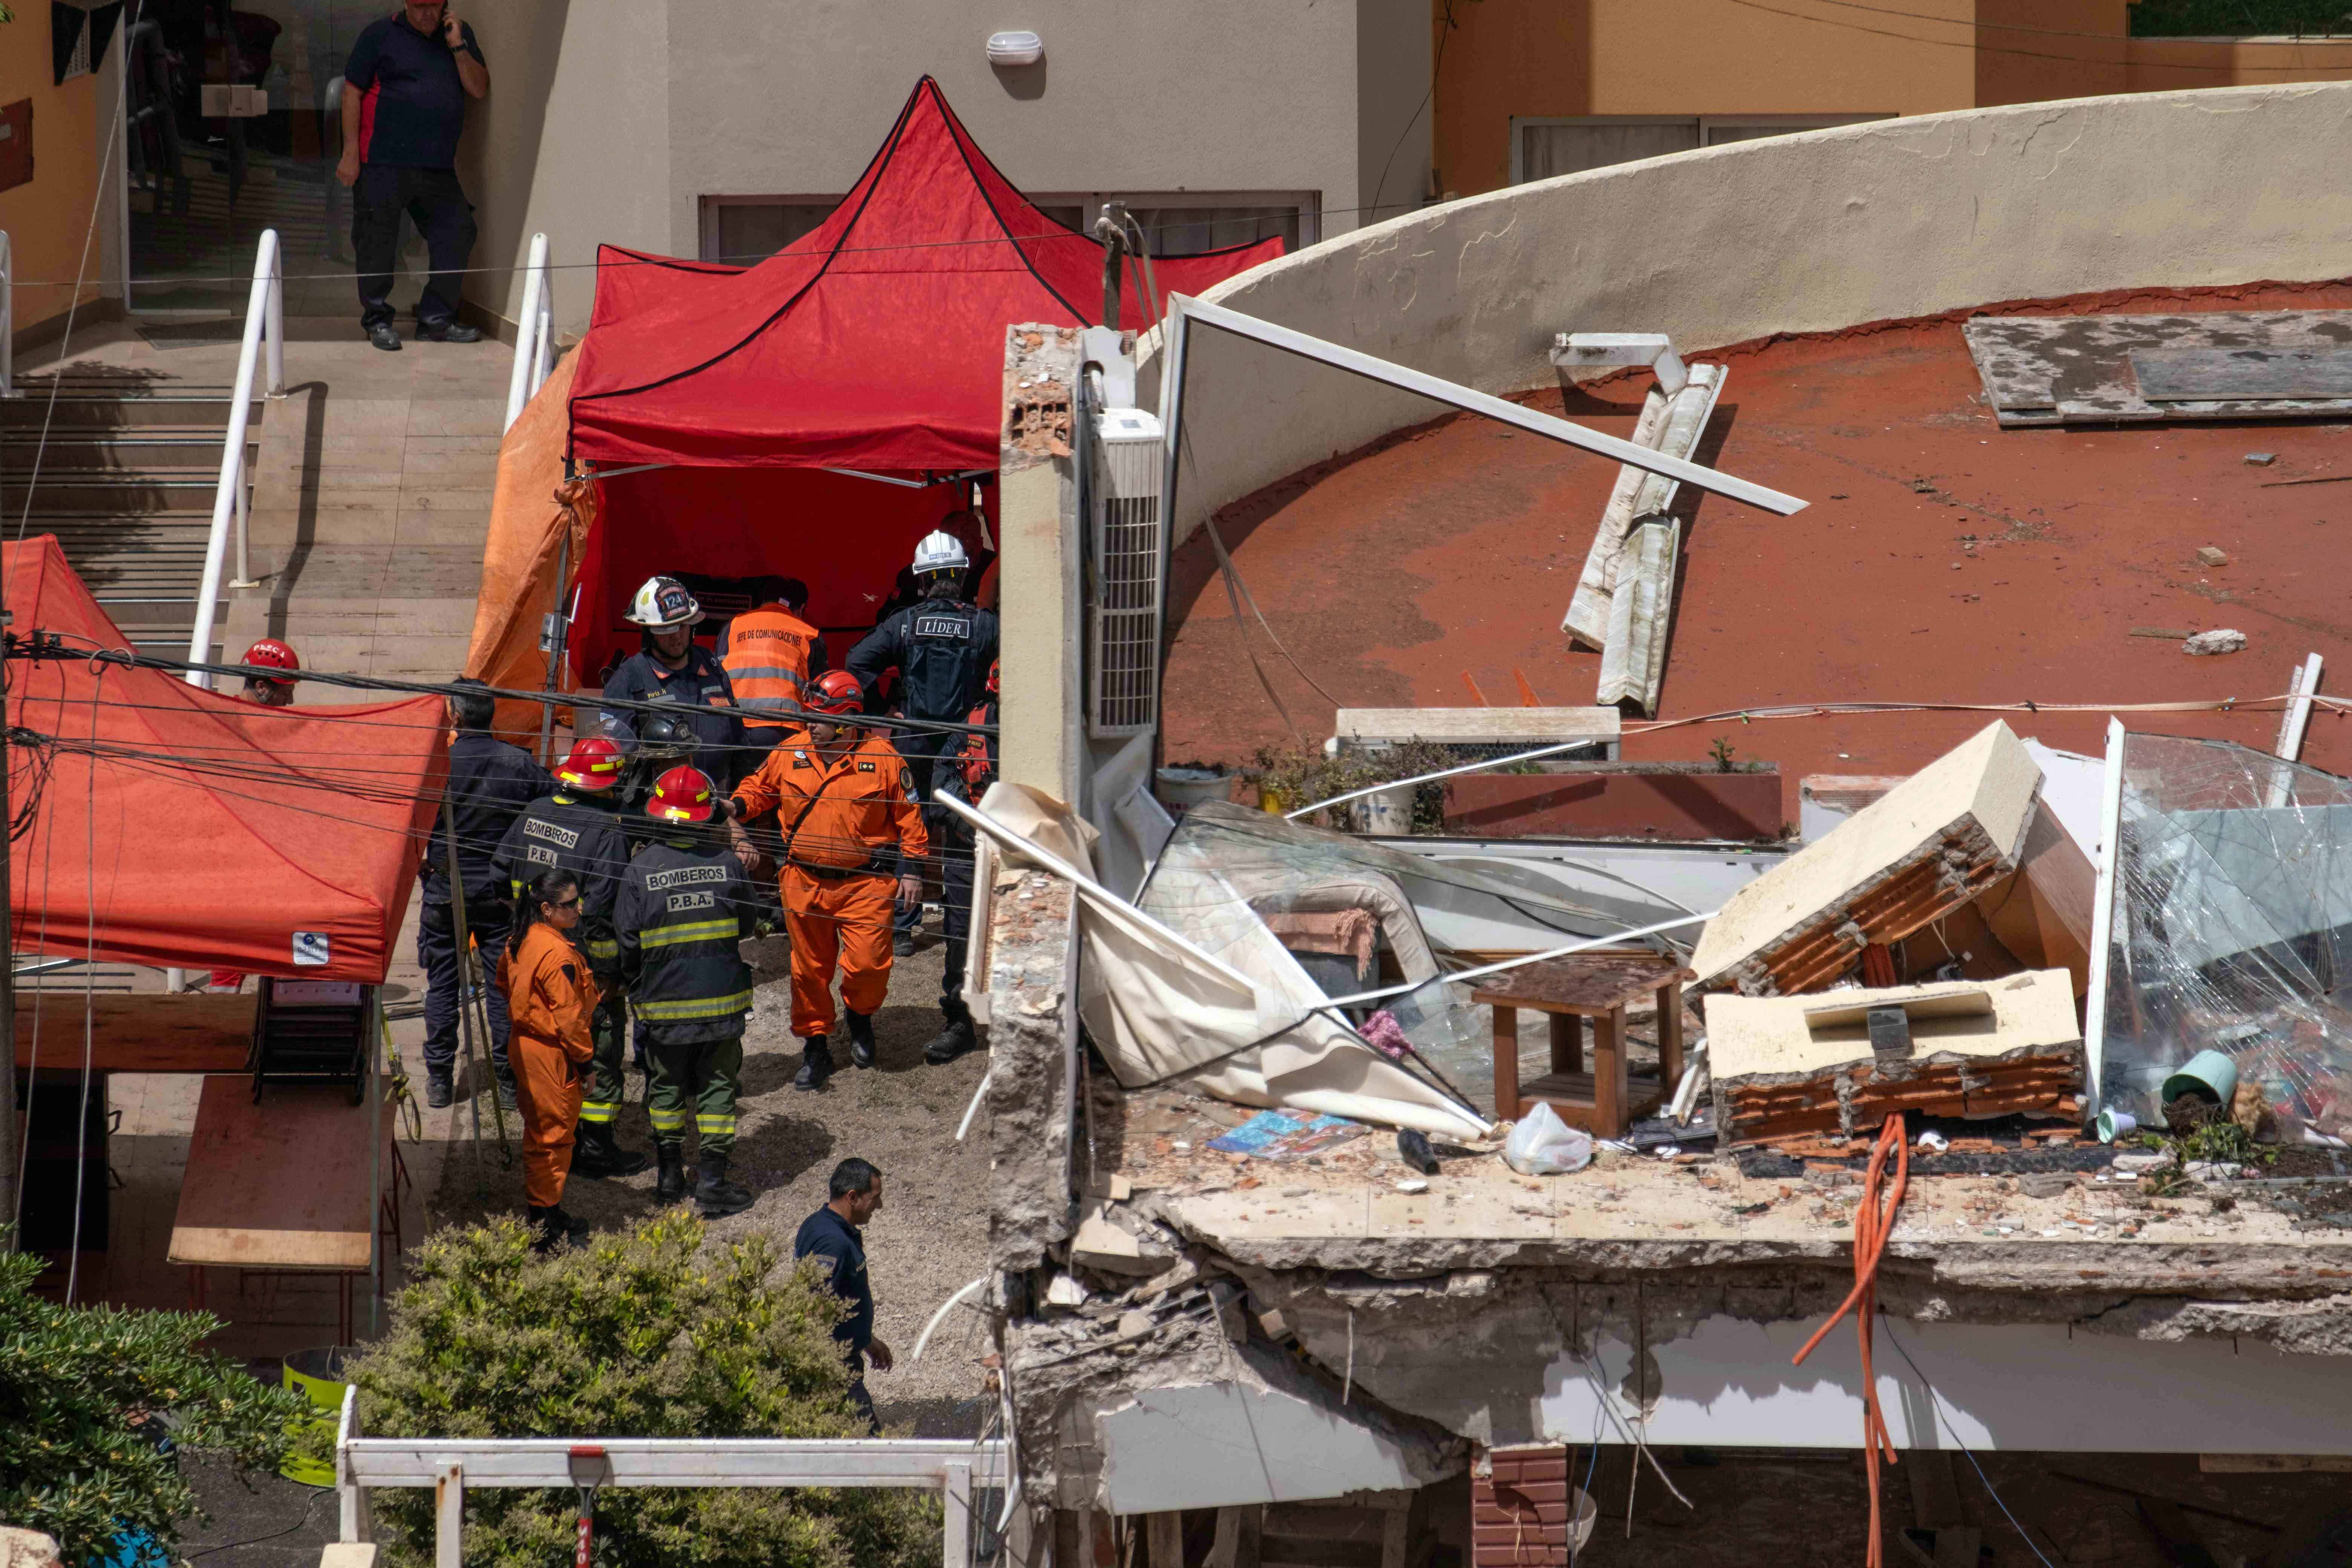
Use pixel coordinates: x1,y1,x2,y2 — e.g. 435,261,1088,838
571,1121,651,1179
424,1069,453,1109
654,1147,689,1204
793,1037,835,1091
694,1153,755,1219
922,1012,978,1066
845,1010,876,1069
527,1205,590,1253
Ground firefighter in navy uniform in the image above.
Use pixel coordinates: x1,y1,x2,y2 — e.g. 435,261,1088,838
491,734,649,1178
419,677,552,1110
923,659,998,1065
615,764,763,1217
847,532,998,956
602,575,755,789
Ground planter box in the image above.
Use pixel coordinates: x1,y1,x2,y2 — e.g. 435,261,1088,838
1444,763,1782,842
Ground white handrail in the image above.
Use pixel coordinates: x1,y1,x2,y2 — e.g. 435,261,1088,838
503,231,553,432
186,228,285,686
1,229,12,398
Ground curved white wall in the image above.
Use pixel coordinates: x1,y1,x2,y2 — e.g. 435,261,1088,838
1158,80,2352,539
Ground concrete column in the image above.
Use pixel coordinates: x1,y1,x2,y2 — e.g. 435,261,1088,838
997,325,1084,805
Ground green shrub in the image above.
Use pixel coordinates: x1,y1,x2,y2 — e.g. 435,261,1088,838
324,1212,935,1568
0,1234,309,1565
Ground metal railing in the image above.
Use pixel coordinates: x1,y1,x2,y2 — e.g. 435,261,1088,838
1,229,12,398
335,1388,1007,1568
503,231,555,432
186,227,285,686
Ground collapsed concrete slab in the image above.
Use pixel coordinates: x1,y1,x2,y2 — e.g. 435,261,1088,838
1688,721,2043,997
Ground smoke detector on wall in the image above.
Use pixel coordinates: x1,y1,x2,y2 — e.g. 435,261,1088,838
986,31,1044,67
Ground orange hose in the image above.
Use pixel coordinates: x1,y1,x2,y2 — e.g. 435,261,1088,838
1791,1112,1910,1568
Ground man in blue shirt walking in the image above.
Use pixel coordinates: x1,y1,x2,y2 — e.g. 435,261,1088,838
338,0,490,351
795,1158,894,1430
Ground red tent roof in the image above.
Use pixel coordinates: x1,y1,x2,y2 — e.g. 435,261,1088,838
5,539,449,982
567,77,1282,472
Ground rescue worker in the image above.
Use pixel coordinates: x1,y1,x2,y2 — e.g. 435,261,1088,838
730,670,929,1092
923,658,998,1065
616,764,763,1217
847,532,997,957
239,639,301,706
491,734,648,1178
500,868,597,1253
420,677,552,1109
721,576,827,733
602,575,753,788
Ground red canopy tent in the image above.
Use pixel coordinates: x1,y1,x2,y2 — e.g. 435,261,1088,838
6,538,449,982
467,76,1280,700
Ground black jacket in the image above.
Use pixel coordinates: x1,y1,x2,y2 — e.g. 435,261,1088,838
600,644,753,786
423,731,553,907
846,596,999,735
492,792,632,980
794,1205,874,1357
614,833,759,1044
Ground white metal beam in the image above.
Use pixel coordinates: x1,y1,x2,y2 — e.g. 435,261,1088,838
1164,294,1807,516
341,1437,1009,1489
2082,717,2127,1113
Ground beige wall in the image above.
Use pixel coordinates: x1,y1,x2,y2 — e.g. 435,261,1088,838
2,6,104,333
2127,36,2352,90
1157,80,2352,542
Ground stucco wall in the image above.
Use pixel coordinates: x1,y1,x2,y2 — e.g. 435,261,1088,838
1159,79,2352,542
2,6,104,332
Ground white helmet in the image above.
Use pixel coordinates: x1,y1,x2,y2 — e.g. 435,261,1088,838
626,575,703,630
911,531,969,577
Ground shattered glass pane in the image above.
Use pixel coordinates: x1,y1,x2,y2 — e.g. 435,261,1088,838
2099,733,2352,1142
1138,802,1680,1115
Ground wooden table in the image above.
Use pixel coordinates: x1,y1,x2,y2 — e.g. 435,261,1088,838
1473,950,1695,1136
15,993,256,1074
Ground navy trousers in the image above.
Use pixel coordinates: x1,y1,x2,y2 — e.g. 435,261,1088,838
353,164,477,330
417,897,512,1081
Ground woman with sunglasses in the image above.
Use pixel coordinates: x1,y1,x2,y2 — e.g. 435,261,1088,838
501,868,598,1252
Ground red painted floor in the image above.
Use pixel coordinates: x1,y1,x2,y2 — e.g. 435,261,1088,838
1162,287,2352,822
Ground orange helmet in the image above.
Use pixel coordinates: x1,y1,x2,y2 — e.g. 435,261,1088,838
242,639,299,686
645,764,717,823
554,735,625,793
804,669,864,717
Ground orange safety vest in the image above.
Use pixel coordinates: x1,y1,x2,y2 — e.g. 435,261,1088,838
732,729,931,874
721,605,824,728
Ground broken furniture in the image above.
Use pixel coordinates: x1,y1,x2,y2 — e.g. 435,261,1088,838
1706,969,2084,1144
1965,311,2352,427
1552,331,1729,716
1688,721,2043,998
1475,949,1692,1136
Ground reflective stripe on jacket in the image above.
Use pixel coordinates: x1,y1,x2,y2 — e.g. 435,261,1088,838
492,793,631,979
615,836,759,1043
732,727,931,877
722,606,828,729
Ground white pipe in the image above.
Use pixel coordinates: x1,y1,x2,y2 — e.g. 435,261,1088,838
188,229,280,685
503,232,549,432
2081,717,2128,1111
1287,737,1606,821
2278,652,2323,763
954,1070,990,1142
264,235,285,397
909,1274,989,1366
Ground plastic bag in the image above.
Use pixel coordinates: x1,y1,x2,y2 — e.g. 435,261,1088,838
1503,1102,1593,1176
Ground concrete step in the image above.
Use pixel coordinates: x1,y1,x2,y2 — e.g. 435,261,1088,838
0,475,243,514
0,389,259,430
1,430,256,471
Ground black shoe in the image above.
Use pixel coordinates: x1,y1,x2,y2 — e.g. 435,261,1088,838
527,1204,589,1253
571,1122,651,1179
922,1015,978,1066
654,1147,688,1204
365,321,402,351
416,320,483,343
845,1010,876,1069
694,1154,755,1219
793,1038,834,1092
424,1071,452,1109
894,932,917,957
497,1078,519,1113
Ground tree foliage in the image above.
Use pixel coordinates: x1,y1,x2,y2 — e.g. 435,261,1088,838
326,1212,936,1568
0,1238,309,1565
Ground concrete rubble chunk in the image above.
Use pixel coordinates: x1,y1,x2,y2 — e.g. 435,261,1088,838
2183,629,2247,656
2197,546,2230,566
1689,721,2043,998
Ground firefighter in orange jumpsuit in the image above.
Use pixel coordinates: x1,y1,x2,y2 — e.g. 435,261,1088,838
499,867,597,1252
730,669,929,1091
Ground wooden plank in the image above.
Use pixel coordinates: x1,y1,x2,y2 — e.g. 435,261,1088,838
1492,1006,1521,1122
15,992,255,1073
1149,1511,1185,1568
2132,347,2352,401
167,1075,380,1271
1334,707,1620,747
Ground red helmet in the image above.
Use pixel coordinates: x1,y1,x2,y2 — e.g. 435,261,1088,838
986,658,1000,696
242,639,299,686
555,735,625,792
645,765,718,824
803,669,865,718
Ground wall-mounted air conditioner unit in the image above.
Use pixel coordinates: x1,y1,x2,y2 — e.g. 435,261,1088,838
1087,405,1164,739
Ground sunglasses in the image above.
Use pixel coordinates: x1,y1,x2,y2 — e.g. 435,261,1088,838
547,894,581,911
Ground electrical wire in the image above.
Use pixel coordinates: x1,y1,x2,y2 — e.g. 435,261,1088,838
1879,1320,2063,1568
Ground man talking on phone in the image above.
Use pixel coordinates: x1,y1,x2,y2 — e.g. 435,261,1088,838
339,0,490,352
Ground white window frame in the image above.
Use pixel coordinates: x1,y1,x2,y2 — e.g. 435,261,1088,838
1507,113,1894,186
697,194,842,264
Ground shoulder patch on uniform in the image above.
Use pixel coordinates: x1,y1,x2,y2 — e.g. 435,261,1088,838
901,767,919,802
560,962,578,984
792,750,813,769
